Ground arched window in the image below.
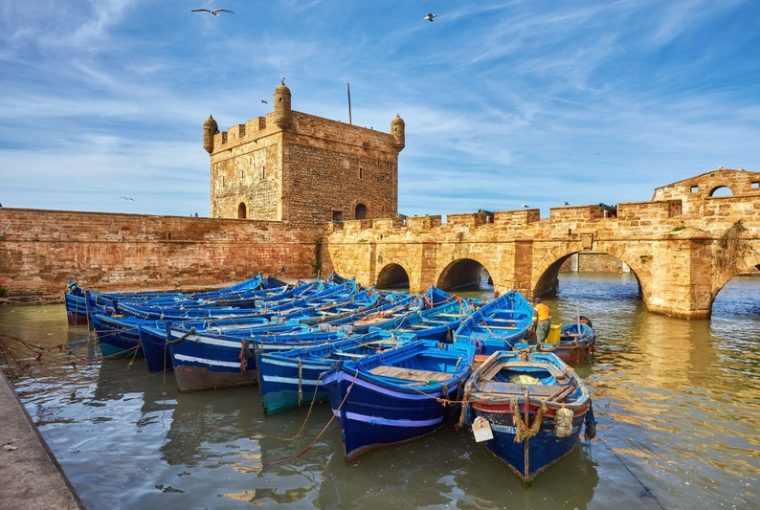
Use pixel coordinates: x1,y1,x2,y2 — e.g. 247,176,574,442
354,203,368,220
237,202,247,219
709,186,733,197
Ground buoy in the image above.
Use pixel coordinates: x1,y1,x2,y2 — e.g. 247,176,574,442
472,416,494,442
555,407,574,437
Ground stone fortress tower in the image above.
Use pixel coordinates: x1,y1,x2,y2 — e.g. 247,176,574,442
204,81,405,224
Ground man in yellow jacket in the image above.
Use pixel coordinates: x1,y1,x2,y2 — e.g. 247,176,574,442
532,297,551,343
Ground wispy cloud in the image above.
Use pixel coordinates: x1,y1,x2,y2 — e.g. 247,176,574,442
0,0,758,217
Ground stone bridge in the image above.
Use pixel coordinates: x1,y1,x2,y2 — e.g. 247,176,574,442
326,169,760,318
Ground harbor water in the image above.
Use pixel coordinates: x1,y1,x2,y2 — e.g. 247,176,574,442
0,273,758,509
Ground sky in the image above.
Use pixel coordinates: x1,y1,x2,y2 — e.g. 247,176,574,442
1,0,759,218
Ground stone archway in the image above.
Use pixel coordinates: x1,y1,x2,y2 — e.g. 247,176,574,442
376,263,410,289
237,202,247,219
437,258,492,291
709,248,760,314
533,248,645,301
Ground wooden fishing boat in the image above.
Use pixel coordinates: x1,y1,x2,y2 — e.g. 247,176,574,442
374,297,473,342
322,340,475,460
257,330,412,415
115,279,356,321
454,291,533,363
537,322,596,365
462,351,595,483
66,274,269,325
166,325,349,392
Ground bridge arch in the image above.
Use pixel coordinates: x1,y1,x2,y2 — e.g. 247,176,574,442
376,262,411,289
709,248,760,315
533,247,647,303
437,258,492,292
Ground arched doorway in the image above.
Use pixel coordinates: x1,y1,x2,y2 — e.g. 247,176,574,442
376,263,410,290
354,203,368,220
237,202,247,219
437,258,493,293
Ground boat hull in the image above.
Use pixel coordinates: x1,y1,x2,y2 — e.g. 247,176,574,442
169,332,256,392
324,367,464,461
471,403,587,483
258,355,332,415
91,314,144,358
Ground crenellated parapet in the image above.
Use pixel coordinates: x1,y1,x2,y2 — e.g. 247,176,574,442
206,82,405,224
327,168,760,319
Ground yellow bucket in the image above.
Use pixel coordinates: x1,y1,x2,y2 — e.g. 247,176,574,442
546,324,561,344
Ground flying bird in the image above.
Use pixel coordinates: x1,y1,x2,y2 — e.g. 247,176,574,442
564,201,570,205
120,196,135,201
192,8,234,16
261,99,268,104
424,12,438,22
522,203,529,208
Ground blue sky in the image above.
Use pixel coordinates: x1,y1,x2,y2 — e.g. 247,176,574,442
1,0,759,217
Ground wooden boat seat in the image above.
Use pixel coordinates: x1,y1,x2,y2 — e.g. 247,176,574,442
370,365,451,382
477,381,570,398
423,319,449,325
483,324,522,330
488,317,518,324
333,351,364,358
438,313,466,318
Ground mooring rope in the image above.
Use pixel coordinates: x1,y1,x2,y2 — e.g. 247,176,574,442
271,367,360,465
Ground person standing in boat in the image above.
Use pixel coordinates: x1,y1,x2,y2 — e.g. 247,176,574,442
532,297,551,343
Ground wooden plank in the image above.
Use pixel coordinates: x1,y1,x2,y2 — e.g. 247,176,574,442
478,381,568,397
370,365,451,382
333,351,364,358
483,324,521,330
438,313,466,318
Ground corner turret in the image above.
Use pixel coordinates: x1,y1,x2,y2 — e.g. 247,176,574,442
391,114,405,151
273,80,292,130
203,115,218,154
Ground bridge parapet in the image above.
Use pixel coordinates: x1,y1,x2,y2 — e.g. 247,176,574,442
617,200,682,221
493,209,540,226
445,212,490,227
407,215,442,231
549,205,606,222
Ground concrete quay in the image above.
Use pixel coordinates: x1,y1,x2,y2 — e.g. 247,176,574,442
0,370,84,510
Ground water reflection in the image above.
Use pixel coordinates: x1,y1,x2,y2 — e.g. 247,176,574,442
0,277,759,509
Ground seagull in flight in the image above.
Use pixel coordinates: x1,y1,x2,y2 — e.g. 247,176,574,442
192,8,234,16
563,201,570,206
120,196,135,201
261,99,268,104
424,12,438,22
522,203,529,208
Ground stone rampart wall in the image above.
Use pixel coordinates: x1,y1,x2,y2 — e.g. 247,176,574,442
0,208,325,301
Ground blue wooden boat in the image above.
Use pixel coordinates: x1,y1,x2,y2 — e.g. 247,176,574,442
112,280,353,321
134,287,377,374
257,330,414,415
66,274,268,325
64,280,89,325
454,291,533,360
91,313,150,358
373,297,474,342
462,351,595,483
166,325,349,392
322,339,475,460
537,321,596,366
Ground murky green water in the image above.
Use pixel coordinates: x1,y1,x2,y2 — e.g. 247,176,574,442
1,274,758,509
